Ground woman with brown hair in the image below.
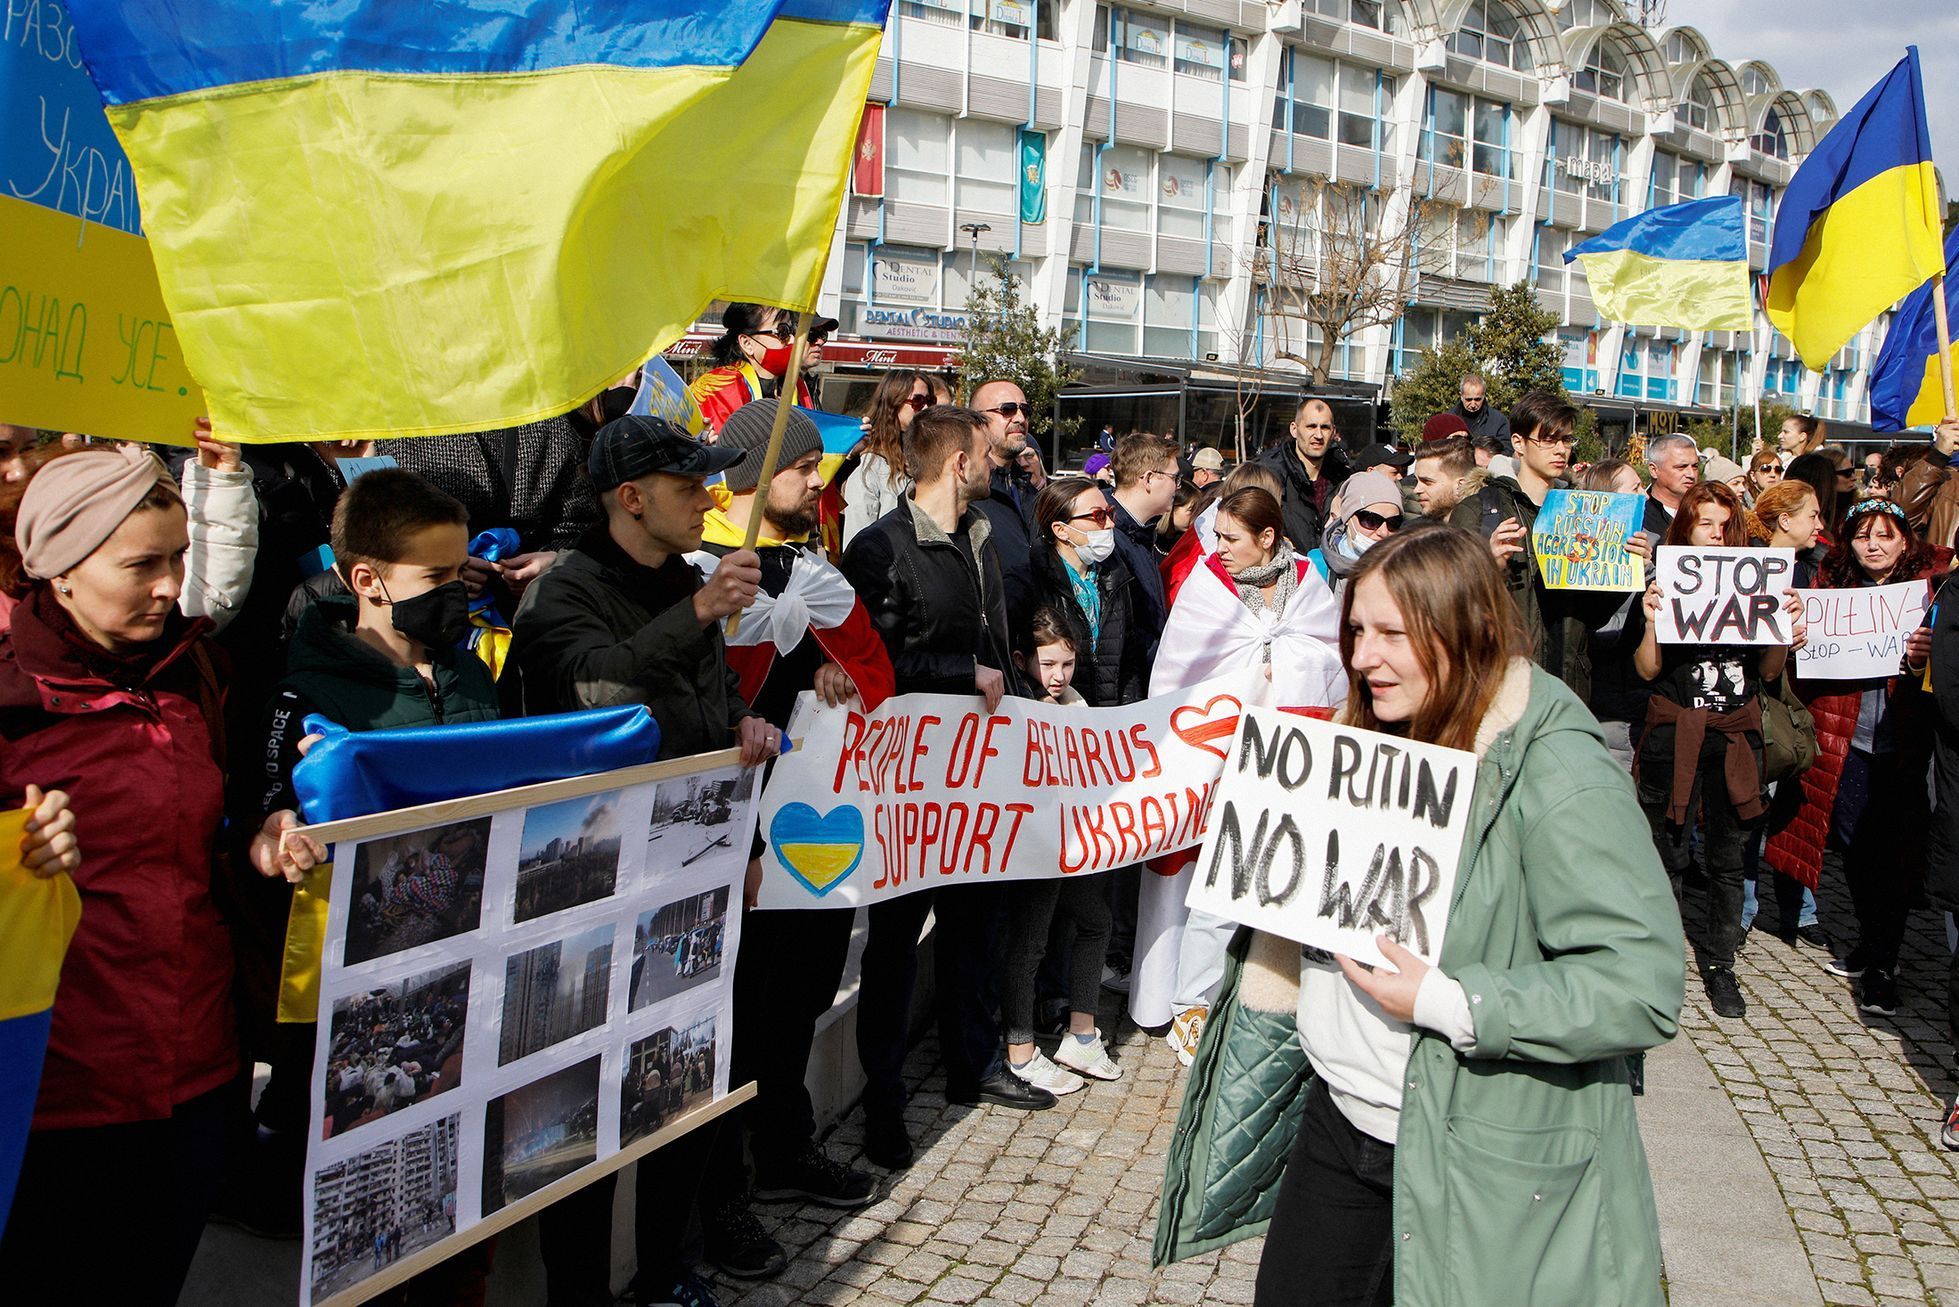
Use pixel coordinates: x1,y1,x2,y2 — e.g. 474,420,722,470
1768,499,1950,1014
1157,524,1683,1307
1634,481,1806,1018
1748,448,1785,501
1778,414,1825,461
841,369,933,545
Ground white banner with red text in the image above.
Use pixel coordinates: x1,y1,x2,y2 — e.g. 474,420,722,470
755,672,1265,908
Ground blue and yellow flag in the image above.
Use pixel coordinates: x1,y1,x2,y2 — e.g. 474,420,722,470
1564,197,1752,332
1765,47,1943,370
1869,225,1959,431
0,808,82,1235
64,0,890,443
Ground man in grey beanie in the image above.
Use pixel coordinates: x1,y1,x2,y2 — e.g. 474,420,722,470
714,397,826,501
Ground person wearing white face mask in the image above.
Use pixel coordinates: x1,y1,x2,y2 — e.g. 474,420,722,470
1307,470,1405,595
1029,477,1150,711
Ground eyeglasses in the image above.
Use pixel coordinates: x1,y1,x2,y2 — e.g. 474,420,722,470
1145,468,1179,483
902,393,935,412
744,324,794,343
807,330,830,344
984,402,1033,418
1524,433,1573,447
1353,510,1404,531
1069,507,1115,527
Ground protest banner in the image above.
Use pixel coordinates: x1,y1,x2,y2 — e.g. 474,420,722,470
1654,546,1796,646
1183,707,1475,969
754,671,1264,909
1531,489,1644,591
1,0,204,443
1793,580,1930,679
294,748,759,1307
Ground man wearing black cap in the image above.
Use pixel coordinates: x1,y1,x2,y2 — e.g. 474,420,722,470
690,302,837,434
1348,442,1412,477
508,413,782,1307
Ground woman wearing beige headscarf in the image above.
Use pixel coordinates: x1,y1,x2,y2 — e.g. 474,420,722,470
0,443,238,1304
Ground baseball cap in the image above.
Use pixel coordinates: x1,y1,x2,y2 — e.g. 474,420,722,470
1351,442,1412,472
1191,447,1225,471
588,415,747,491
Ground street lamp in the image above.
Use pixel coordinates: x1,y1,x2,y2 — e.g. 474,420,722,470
959,222,992,286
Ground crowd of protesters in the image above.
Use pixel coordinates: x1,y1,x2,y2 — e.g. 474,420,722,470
5,304,1959,1307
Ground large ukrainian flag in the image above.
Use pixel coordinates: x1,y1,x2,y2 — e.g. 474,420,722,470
1869,225,1959,431
1563,196,1752,332
1765,47,1943,371
63,0,889,442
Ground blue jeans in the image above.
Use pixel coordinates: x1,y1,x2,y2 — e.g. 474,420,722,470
1740,823,1817,932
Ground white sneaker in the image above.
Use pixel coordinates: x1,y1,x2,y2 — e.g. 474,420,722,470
1166,1005,1207,1069
1100,959,1131,994
1053,1030,1122,1081
1009,1050,1085,1096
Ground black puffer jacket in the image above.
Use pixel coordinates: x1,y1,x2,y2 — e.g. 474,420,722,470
843,499,1026,698
1030,543,1150,707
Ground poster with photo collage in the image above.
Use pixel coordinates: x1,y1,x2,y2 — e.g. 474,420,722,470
300,756,759,1307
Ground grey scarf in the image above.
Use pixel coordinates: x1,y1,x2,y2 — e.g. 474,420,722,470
1233,545,1299,619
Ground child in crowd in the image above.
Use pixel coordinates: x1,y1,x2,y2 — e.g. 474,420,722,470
1000,607,1123,1094
1634,480,1805,1021
230,469,498,1274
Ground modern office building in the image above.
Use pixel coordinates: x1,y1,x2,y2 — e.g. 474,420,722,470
683,0,1888,452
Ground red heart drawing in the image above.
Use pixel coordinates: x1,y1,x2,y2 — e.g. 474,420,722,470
1171,694,1243,761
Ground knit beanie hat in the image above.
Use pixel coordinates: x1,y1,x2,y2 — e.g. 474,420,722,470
717,400,823,493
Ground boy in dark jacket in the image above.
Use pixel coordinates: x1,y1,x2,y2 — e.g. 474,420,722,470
227,469,495,1252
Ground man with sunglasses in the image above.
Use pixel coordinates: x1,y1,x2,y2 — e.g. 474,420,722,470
690,302,836,435
1255,398,1349,553
1447,390,1645,699
970,378,1041,633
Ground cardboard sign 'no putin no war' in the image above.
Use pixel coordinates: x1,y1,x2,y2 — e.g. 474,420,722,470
1184,707,1475,970
1654,546,1797,647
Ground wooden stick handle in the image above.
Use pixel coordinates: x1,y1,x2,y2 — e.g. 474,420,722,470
724,310,813,640
1933,272,1957,421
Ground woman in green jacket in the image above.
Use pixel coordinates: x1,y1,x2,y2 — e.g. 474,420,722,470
1154,525,1685,1306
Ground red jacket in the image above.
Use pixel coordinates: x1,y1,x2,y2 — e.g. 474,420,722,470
1764,555,1947,889
0,590,237,1127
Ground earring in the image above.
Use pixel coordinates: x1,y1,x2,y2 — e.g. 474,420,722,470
55,582,71,596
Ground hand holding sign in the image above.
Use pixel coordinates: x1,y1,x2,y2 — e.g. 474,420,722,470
1532,490,1644,591
1337,935,1431,1023
1654,547,1797,646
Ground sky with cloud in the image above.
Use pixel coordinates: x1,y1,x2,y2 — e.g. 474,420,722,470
1676,0,1959,180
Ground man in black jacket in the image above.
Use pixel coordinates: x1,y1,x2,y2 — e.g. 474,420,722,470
842,405,1054,1170
1105,433,1177,660
970,377,1039,636
1255,398,1348,551
507,415,783,1305
1451,373,1512,448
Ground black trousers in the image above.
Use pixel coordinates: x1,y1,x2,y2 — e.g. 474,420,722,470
0,1080,233,1306
536,1122,717,1306
730,904,855,1167
1837,748,1930,974
1639,730,1760,969
856,882,1005,1117
1254,1087,1396,1307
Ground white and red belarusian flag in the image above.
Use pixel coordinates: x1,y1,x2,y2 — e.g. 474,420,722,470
690,548,895,711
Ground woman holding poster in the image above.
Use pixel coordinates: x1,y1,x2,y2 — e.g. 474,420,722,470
1133,487,1345,1060
1154,526,1683,1307
1767,498,1948,1016
1633,481,1805,1019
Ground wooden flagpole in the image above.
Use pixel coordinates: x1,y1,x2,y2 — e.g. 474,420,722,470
724,309,814,640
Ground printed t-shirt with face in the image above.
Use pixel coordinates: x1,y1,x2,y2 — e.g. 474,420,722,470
1651,643,1760,714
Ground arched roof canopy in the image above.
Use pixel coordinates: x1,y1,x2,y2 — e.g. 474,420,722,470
1804,90,1838,136
1655,25,1710,67
1562,21,1672,110
1674,57,1747,138
1756,89,1815,155
1429,0,1566,74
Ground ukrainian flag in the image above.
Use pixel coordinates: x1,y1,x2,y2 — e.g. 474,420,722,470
63,0,890,443
1765,47,1944,371
0,810,82,1235
1869,225,1959,431
1563,196,1752,332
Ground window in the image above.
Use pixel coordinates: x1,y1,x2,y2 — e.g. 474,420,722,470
1617,337,1678,402
1112,8,1168,67
1649,151,1701,207
1665,33,1696,63
1448,0,1533,72
1339,66,1391,150
969,0,1057,40
887,108,951,205
1683,75,1719,133
1174,21,1228,80
1560,329,1600,393
943,254,1032,314
1752,109,1788,159
1553,0,1612,27
954,120,1018,214
1573,38,1629,103
1082,272,1142,354
1158,156,1209,240
1533,228,1565,292
1144,274,1196,358
1551,120,1620,198
1423,89,1510,178
1305,0,1403,31
1198,280,1224,360
1098,145,1151,232
898,0,964,26
1730,177,1774,244
1276,54,1393,153
1741,66,1773,96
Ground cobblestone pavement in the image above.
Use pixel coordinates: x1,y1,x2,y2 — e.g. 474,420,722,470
706,1005,1262,1307
1678,879,1959,1307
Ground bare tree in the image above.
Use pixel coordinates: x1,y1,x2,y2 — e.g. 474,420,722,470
1252,174,1459,387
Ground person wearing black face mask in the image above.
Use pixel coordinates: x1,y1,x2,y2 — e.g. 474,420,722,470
226,469,502,1253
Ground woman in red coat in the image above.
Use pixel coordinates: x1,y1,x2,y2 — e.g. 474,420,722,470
0,445,238,1303
1766,498,1949,1016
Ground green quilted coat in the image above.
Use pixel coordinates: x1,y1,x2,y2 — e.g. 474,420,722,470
1154,662,1686,1306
